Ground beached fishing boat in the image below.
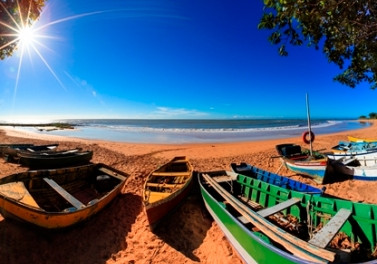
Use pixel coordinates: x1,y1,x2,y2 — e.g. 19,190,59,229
0,143,34,152
325,141,377,165
18,149,93,169
0,163,128,229
230,163,324,194
348,136,377,143
332,156,377,181
143,156,194,230
198,171,377,264
275,143,330,184
0,143,58,161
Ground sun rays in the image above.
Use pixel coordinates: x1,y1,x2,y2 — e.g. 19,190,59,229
0,1,106,116
0,0,58,110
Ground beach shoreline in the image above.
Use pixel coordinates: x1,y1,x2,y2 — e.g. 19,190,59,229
1,118,369,144
1,121,377,263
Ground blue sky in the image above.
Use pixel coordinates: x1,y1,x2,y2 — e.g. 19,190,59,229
1,0,376,122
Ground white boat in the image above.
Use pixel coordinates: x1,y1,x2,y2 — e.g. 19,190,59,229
325,141,377,166
332,157,377,181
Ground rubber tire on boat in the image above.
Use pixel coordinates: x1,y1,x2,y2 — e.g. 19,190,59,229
302,131,315,144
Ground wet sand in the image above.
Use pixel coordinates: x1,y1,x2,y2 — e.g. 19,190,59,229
0,121,376,264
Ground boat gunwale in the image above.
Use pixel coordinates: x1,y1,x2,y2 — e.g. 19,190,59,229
0,163,128,216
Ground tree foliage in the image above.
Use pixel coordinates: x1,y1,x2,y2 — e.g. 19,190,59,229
258,0,377,89
0,0,45,59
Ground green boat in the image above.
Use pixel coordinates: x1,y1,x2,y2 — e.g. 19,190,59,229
198,170,377,264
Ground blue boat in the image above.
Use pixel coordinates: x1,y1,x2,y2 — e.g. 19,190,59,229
230,162,324,195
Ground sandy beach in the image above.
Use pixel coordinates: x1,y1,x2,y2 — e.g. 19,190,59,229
1,121,377,264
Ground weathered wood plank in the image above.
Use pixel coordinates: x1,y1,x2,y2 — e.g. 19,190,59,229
97,167,127,181
257,198,301,218
152,172,191,177
146,182,179,188
43,178,85,209
237,215,250,224
0,182,40,208
309,208,352,248
213,175,232,183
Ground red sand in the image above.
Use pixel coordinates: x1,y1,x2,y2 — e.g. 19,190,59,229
0,121,376,264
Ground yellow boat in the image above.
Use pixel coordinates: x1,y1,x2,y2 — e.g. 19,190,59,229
0,163,128,229
348,135,377,143
143,156,193,230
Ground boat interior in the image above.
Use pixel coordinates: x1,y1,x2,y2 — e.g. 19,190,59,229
200,171,377,263
0,165,123,212
144,161,192,202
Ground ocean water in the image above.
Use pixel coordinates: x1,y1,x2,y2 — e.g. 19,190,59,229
19,119,370,144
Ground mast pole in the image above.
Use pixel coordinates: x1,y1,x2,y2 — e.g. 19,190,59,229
306,93,313,156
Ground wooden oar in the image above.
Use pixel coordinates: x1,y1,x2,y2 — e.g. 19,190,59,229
202,173,337,263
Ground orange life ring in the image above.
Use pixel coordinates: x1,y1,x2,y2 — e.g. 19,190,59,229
302,131,315,144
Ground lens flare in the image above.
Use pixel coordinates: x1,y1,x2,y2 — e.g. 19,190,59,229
17,25,36,48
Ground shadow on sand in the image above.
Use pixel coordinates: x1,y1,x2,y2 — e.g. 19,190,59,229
0,193,142,264
153,182,213,262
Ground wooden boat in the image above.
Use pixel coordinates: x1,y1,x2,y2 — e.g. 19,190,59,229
0,144,34,160
18,149,93,169
143,156,194,230
1,143,59,162
325,141,377,165
0,163,128,229
275,143,330,184
198,171,377,264
332,156,377,181
348,136,377,143
230,163,324,194
0,143,34,150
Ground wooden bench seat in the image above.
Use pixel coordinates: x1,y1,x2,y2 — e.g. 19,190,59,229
257,198,301,218
146,182,179,188
309,208,352,248
213,175,232,183
43,178,85,209
147,191,172,203
152,172,191,177
0,182,40,208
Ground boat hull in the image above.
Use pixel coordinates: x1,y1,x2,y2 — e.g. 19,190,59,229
327,151,377,165
281,157,328,183
199,176,318,264
143,156,194,230
348,136,377,143
0,163,128,229
198,171,377,263
144,177,194,230
332,160,377,181
0,185,120,228
275,144,329,184
18,150,93,169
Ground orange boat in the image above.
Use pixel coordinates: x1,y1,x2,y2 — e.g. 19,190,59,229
0,163,128,229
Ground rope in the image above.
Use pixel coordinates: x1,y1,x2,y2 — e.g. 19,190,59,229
306,200,313,239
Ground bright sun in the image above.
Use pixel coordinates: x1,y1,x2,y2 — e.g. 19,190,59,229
17,26,36,49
